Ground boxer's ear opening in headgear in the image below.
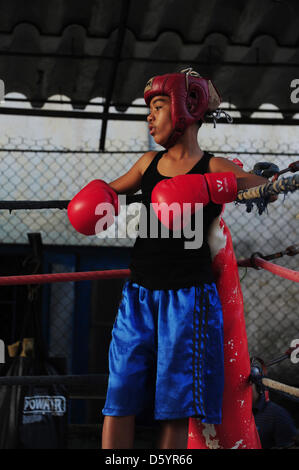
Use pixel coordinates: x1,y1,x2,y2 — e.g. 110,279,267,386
187,90,199,113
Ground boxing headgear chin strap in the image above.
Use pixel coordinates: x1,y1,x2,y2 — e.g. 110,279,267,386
144,68,232,149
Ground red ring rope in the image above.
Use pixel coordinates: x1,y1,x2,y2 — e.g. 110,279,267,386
0,259,297,286
237,257,299,283
0,269,130,285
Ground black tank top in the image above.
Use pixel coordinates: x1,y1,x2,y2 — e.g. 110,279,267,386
129,150,222,289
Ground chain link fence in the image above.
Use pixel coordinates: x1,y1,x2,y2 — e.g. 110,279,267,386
0,125,298,390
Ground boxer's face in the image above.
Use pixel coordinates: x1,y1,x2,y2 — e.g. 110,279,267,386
147,95,173,147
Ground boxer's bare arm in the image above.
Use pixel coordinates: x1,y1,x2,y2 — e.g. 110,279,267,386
210,156,278,202
108,151,157,195
209,156,268,190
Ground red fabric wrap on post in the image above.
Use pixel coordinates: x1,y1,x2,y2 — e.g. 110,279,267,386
188,214,261,449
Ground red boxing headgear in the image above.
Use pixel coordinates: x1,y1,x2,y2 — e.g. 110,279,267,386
144,68,222,148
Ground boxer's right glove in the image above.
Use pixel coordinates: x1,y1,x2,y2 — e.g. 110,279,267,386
151,172,237,230
67,180,119,235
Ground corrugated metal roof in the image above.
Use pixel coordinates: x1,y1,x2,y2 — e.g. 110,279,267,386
0,0,298,115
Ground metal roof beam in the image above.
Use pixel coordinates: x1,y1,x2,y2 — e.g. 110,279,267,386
0,106,298,126
99,0,131,151
2,97,298,115
1,50,298,69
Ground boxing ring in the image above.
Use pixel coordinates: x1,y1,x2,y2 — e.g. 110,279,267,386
0,169,298,449
0,250,298,447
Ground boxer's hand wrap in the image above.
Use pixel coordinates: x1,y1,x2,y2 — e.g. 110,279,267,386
68,180,119,236
151,172,237,230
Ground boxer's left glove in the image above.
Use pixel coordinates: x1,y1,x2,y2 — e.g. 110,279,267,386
151,172,237,230
67,180,119,235
204,172,237,204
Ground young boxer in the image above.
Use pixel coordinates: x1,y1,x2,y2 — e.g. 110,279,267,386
68,69,270,449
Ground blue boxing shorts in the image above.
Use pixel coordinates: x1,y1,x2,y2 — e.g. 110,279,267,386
102,281,224,424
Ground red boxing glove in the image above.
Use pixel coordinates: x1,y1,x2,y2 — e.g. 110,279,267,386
151,174,210,230
204,172,237,204
67,180,119,236
229,157,243,168
151,172,237,230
